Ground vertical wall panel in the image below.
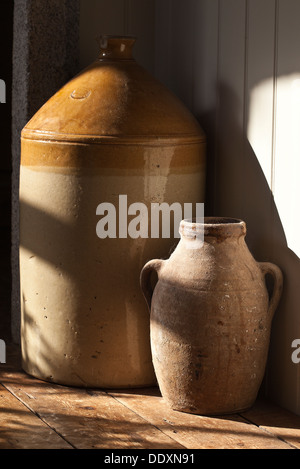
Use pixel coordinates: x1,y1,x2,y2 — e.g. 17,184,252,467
154,0,219,213
243,0,277,257
214,0,247,218
126,0,156,73
155,0,197,108
246,0,276,190
192,0,219,214
155,0,219,113
192,0,219,117
167,0,197,109
154,0,172,87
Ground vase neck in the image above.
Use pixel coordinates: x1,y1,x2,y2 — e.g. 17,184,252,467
179,217,246,244
98,35,136,60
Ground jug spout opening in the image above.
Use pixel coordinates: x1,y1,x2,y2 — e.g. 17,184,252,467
97,35,136,60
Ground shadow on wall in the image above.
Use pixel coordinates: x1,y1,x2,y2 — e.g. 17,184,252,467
198,82,300,412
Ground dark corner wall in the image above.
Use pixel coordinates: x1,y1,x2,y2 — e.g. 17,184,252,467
0,0,14,339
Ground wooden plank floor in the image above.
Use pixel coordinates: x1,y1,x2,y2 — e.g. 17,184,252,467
1,341,300,450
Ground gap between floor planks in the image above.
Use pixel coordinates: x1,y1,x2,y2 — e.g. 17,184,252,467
0,342,300,449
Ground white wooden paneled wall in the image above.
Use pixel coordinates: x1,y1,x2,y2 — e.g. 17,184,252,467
80,0,300,415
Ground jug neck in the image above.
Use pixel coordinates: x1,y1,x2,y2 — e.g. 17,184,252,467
98,35,136,60
179,217,246,245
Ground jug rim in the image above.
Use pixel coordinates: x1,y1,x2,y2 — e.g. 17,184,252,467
98,35,137,61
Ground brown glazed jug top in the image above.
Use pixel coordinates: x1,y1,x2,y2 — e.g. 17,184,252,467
21,35,206,145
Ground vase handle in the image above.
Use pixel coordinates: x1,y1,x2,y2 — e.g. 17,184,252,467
259,262,283,319
140,259,165,312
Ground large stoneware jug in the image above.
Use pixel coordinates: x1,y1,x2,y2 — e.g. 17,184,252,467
140,218,283,414
19,36,206,388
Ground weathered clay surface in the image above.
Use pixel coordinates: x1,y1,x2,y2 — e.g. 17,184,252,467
141,218,283,414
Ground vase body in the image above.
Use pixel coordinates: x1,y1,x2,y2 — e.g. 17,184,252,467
141,218,283,414
19,36,206,388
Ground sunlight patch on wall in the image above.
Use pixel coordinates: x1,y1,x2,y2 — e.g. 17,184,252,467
248,74,300,258
247,77,274,189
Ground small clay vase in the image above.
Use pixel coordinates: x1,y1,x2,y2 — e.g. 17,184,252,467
140,217,283,415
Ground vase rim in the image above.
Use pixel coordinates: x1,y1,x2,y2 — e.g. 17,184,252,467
179,217,246,239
